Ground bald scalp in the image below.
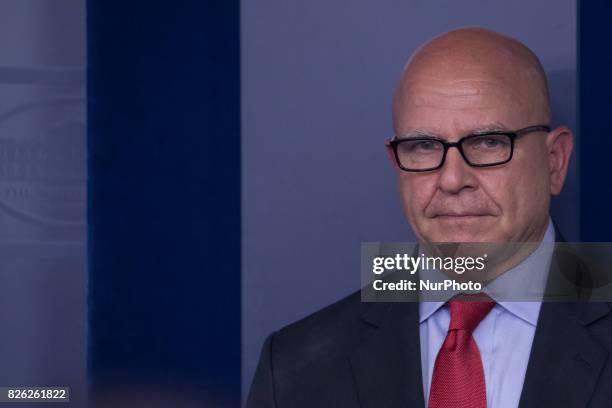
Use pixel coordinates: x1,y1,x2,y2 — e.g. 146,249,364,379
392,27,551,134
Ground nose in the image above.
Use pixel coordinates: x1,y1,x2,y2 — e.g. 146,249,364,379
437,147,477,194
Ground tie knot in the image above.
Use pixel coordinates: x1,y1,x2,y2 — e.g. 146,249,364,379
448,294,495,333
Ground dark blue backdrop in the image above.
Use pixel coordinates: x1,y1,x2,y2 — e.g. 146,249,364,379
579,0,612,241
87,0,240,406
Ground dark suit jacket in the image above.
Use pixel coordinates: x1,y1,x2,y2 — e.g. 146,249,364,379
247,245,612,407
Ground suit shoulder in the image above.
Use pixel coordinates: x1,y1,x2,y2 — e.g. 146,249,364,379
276,288,365,343
270,288,371,364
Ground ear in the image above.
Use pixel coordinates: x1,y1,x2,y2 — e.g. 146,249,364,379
385,140,398,169
546,126,574,195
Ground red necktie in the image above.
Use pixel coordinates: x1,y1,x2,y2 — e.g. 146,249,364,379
428,295,495,408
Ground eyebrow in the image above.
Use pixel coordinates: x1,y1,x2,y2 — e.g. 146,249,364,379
394,122,510,140
470,122,510,134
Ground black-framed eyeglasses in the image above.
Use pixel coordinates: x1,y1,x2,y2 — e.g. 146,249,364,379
388,125,551,172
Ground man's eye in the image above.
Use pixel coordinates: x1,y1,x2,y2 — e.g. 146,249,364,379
482,138,500,147
471,136,508,149
411,140,441,152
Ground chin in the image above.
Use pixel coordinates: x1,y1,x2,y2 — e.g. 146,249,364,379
421,216,501,243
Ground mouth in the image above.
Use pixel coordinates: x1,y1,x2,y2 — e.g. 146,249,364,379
432,214,493,219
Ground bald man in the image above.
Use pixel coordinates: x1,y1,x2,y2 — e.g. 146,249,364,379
247,28,612,408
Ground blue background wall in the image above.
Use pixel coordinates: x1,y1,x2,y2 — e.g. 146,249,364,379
241,0,578,398
0,1,86,406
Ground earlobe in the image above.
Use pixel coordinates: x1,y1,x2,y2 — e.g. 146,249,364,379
548,126,574,195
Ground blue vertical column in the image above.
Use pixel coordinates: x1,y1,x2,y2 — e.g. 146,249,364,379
87,1,240,406
579,0,612,241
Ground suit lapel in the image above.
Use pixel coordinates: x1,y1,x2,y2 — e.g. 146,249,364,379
518,301,610,408
349,302,425,408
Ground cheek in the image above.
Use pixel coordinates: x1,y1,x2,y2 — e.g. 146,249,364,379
398,173,437,216
480,154,550,220
513,144,551,204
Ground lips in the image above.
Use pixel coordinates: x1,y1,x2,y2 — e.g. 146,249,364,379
432,212,491,217
424,198,501,218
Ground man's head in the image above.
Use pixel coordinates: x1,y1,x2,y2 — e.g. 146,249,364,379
388,27,573,244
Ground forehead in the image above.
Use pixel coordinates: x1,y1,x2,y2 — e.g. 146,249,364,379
394,51,547,135
395,74,534,137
